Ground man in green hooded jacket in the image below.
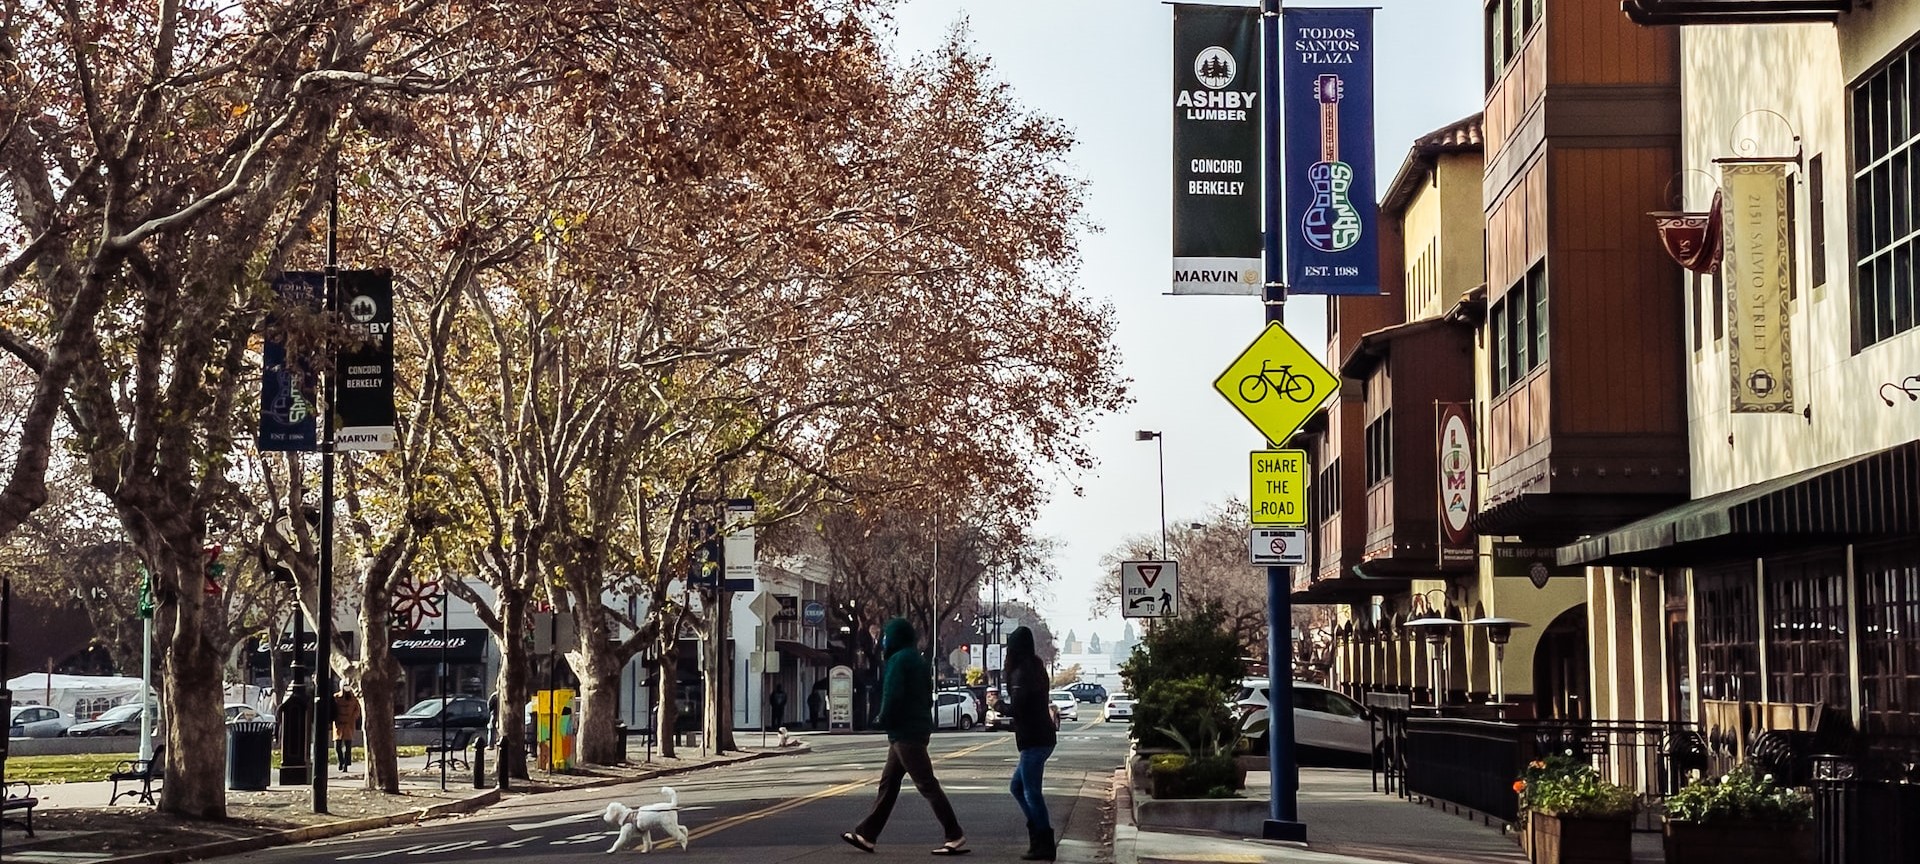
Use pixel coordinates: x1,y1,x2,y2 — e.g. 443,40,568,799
842,616,968,855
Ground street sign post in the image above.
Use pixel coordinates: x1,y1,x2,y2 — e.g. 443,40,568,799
1249,527,1309,566
1250,449,1309,525
1212,322,1339,445
1119,560,1180,619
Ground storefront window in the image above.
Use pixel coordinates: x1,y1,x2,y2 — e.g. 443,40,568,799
1694,567,1759,703
1764,554,1850,710
1859,544,1920,760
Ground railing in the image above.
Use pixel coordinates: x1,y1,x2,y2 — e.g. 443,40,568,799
1812,754,1920,864
1399,717,1703,829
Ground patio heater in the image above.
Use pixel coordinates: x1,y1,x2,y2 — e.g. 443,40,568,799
1404,592,1460,710
1467,617,1532,711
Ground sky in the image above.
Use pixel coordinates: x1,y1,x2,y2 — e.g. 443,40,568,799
885,1,1485,644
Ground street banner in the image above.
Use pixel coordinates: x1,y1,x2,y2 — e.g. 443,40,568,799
333,269,397,450
1721,162,1794,413
1436,402,1475,566
258,271,322,451
1171,4,1262,295
1282,8,1380,295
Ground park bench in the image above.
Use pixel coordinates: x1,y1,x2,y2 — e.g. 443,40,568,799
109,744,165,806
2,780,36,836
424,727,479,771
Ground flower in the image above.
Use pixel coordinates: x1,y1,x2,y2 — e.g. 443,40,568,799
1514,753,1638,819
1513,780,1527,793
1665,764,1812,825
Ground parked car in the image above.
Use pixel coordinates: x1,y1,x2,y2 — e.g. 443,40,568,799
66,703,148,736
9,704,73,738
1234,678,1375,765
1065,682,1108,704
225,703,274,723
1049,690,1079,723
393,696,489,729
933,689,980,731
983,687,1013,731
1102,693,1135,723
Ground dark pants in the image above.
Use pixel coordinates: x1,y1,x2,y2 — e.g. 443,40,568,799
853,740,964,842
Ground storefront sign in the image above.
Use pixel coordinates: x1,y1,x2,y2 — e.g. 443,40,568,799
1491,542,1581,588
1171,4,1262,295
1436,403,1475,565
1721,162,1794,414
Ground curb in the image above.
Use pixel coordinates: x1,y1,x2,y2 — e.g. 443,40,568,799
1109,768,1137,864
91,745,801,864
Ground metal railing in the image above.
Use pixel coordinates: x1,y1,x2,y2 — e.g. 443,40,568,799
1812,754,1920,864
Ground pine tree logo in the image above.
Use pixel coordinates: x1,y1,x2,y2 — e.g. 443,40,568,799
1194,47,1237,90
348,294,378,323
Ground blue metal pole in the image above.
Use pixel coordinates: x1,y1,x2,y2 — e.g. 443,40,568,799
1261,0,1306,843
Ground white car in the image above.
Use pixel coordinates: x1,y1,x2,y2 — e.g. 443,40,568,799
1234,679,1375,764
9,704,73,738
1103,693,1134,723
1049,690,1079,723
225,703,275,723
933,690,980,730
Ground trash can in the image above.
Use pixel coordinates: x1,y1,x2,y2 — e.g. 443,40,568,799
227,720,275,791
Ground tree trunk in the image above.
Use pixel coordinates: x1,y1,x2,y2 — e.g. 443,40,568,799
494,586,531,783
576,642,625,765
656,632,679,759
156,543,228,818
358,626,402,793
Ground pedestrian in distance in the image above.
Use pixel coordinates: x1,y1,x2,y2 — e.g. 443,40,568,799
808,681,827,730
332,686,362,773
841,616,969,856
769,683,788,728
1004,626,1059,860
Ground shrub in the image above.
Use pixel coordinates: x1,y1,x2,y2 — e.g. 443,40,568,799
1119,602,1244,699
1185,754,1241,793
1665,764,1812,826
1131,675,1235,750
1514,753,1638,819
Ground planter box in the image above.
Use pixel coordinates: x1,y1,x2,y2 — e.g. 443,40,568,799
1662,820,1814,864
1528,813,1631,864
1133,796,1265,836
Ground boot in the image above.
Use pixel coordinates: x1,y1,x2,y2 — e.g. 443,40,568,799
1020,826,1055,861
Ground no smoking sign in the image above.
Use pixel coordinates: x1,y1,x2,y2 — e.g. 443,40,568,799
1249,527,1308,566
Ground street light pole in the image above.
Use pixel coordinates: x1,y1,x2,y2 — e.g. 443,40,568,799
1134,430,1167,559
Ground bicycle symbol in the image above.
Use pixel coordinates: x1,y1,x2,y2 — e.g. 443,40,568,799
1237,360,1317,405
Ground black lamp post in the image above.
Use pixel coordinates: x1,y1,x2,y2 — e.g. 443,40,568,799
1134,430,1167,559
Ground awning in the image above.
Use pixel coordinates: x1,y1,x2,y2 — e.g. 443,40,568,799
1623,0,1847,26
1559,440,1920,567
775,640,832,665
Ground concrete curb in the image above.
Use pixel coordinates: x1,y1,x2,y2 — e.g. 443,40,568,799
89,745,802,864
1109,768,1137,864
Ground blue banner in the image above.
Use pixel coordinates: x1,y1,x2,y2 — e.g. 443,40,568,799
1282,8,1379,295
257,272,322,451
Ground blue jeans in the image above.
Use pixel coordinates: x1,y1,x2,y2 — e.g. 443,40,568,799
1011,745,1054,830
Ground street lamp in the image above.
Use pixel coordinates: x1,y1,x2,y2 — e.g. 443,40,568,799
1404,590,1460,710
1135,430,1167,558
1466,617,1532,712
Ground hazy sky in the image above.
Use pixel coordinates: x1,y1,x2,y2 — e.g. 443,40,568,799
887,1,1484,643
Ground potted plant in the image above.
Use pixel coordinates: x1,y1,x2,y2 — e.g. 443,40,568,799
1662,765,1814,864
1514,754,1639,864
1148,753,1190,799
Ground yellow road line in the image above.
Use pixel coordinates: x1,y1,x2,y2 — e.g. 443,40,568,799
685,735,1010,842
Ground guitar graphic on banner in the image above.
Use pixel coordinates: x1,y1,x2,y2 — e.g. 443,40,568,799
1301,73,1363,253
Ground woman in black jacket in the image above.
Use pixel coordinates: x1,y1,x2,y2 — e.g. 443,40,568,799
1003,626,1057,860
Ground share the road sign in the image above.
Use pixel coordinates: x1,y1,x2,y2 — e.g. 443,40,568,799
1250,449,1309,525
1212,322,1339,445
1120,560,1179,619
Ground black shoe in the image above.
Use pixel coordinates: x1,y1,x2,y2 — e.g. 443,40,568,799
1020,827,1054,861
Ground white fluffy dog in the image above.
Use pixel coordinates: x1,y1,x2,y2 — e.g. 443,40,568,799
602,786,688,853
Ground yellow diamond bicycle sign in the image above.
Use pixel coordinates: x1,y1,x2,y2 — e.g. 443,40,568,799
1212,322,1339,445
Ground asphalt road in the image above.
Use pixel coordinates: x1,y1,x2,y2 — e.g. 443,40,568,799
227,716,1129,864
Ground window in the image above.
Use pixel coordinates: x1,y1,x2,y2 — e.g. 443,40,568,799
1485,2,1505,88
1364,410,1393,487
1531,262,1548,364
1314,458,1342,525
1811,153,1828,289
1852,45,1920,350
1695,568,1760,703
1511,277,1530,374
1492,302,1510,391
1765,555,1851,710
1859,544,1920,762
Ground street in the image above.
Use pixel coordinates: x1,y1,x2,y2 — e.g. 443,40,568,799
225,720,1126,864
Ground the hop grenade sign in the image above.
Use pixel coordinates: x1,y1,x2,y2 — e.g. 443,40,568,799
390,576,444,631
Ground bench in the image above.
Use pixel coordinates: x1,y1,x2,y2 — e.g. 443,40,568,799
2,780,36,837
425,728,478,771
109,745,165,806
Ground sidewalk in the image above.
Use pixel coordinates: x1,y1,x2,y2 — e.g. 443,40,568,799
5,738,801,864
1110,768,1669,864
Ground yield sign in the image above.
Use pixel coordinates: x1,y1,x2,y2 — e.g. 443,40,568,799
1212,322,1339,445
1120,560,1179,619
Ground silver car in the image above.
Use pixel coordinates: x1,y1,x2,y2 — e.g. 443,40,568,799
9,704,73,738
